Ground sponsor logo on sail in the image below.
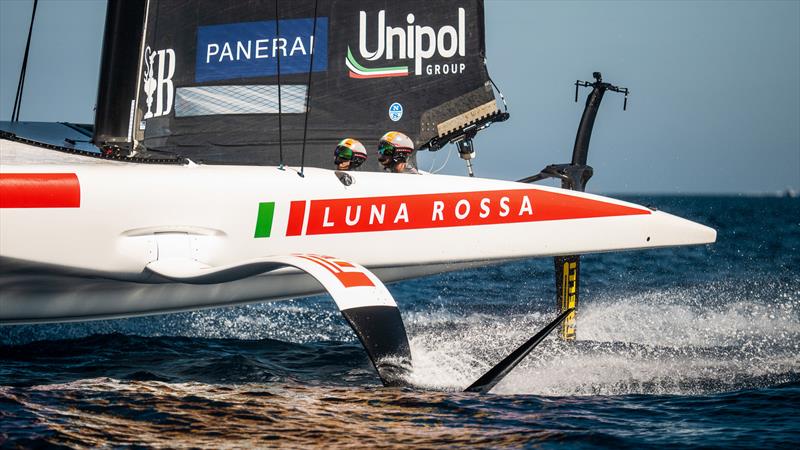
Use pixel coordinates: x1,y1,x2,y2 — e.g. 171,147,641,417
347,9,466,79
143,46,176,119
389,102,403,121
196,18,328,82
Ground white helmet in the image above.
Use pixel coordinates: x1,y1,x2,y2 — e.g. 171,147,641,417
334,138,368,168
378,131,414,163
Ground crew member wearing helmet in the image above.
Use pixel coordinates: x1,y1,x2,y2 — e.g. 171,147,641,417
377,131,418,174
333,138,367,171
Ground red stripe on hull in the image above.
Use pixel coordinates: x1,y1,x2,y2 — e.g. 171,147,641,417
0,173,80,208
287,189,649,236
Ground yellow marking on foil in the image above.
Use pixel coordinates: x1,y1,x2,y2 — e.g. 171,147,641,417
561,261,578,341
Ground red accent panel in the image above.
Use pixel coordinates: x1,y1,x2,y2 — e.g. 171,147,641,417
302,189,649,236
286,200,307,236
332,260,355,268
335,271,375,288
298,255,375,288
0,173,80,208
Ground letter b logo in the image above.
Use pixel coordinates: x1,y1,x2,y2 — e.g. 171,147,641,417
143,47,176,119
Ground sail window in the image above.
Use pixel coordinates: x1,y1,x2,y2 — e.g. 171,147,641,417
174,85,307,117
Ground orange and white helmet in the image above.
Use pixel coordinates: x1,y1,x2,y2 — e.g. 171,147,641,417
334,138,367,168
378,131,414,163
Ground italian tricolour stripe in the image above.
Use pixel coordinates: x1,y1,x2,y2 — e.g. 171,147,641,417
346,47,408,79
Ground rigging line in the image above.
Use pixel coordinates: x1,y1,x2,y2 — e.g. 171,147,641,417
489,76,508,112
432,146,454,174
12,64,25,122
12,0,38,122
427,151,437,172
299,0,319,178
275,0,284,170
484,58,508,113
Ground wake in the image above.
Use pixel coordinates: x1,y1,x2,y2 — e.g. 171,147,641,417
405,286,800,395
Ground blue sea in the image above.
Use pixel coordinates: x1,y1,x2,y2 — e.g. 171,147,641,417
1,196,798,448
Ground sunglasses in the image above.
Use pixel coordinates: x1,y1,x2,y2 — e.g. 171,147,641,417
378,143,396,156
335,146,355,160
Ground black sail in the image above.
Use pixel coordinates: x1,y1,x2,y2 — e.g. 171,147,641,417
129,0,503,169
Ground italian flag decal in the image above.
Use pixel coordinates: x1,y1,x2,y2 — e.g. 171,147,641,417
345,47,408,79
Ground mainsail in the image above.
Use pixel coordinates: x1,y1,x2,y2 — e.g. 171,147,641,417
94,0,507,169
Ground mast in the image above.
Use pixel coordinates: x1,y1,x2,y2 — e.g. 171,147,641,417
130,0,151,152
92,0,147,150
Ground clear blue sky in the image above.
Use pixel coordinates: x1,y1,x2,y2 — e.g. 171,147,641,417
1,0,798,194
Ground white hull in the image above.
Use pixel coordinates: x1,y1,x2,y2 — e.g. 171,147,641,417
0,258,486,324
0,140,716,323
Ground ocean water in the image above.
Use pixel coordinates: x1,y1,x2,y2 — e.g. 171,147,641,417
1,196,798,448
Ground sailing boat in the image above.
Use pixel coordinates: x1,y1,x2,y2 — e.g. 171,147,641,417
0,0,715,390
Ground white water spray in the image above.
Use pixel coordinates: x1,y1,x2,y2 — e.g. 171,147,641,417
404,286,799,395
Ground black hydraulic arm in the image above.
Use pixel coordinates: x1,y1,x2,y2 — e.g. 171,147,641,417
518,72,628,191
571,72,628,168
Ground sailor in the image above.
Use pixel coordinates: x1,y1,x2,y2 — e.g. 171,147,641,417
333,138,368,171
377,131,418,174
